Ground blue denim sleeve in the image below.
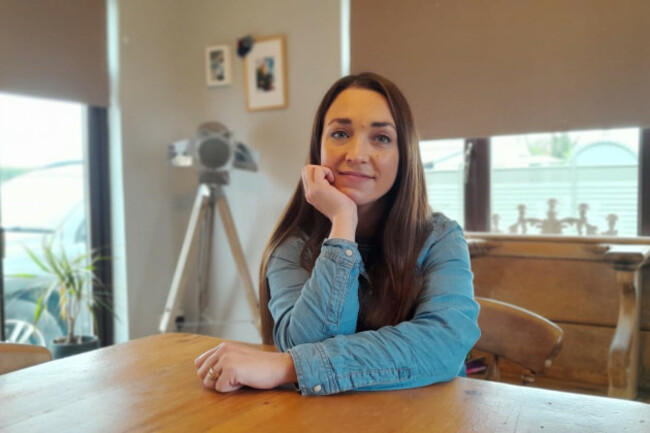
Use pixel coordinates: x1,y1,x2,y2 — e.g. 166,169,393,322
287,221,481,395
267,237,362,350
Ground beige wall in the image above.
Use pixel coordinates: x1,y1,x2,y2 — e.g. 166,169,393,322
113,0,184,341
113,0,341,341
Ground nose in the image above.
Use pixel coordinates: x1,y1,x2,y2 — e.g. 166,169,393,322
345,136,370,164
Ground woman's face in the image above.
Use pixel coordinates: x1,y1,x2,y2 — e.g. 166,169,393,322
320,88,399,213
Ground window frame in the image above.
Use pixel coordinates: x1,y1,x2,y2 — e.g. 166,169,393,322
87,106,113,347
464,138,490,232
464,128,650,236
640,129,650,236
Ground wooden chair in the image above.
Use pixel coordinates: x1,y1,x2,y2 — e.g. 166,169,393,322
0,342,52,375
473,297,564,383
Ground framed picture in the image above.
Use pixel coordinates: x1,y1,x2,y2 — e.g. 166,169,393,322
206,45,231,86
243,35,288,111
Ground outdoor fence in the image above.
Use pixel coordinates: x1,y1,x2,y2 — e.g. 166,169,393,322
425,164,638,236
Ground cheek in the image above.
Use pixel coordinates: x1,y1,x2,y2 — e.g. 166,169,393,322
381,152,399,184
320,142,341,168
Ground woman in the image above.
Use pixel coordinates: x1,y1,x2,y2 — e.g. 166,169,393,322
195,72,480,395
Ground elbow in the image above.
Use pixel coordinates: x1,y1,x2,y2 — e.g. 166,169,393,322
427,348,471,384
441,364,463,383
424,317,481,382
441,340,474,381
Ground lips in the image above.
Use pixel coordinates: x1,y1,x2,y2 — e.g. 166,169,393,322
337,170,375,184
339,170,374,179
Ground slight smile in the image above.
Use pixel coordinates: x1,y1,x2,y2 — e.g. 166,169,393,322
339,170,375,181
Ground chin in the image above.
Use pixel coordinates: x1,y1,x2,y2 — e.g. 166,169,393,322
340,189,376,208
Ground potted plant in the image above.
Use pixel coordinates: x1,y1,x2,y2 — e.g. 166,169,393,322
16,238,112,359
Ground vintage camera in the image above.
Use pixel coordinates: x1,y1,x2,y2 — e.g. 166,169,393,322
168,121,258,184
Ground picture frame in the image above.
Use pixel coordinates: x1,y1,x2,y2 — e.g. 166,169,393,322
206,45,231,87
243,35,288,111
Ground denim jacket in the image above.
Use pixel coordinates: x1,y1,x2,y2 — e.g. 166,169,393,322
266,213,480,395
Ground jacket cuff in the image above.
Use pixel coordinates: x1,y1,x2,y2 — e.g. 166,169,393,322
288,343,339,395
321,238,361,266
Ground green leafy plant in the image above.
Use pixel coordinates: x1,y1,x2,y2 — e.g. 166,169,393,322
526,132,579,161
15,238,112,344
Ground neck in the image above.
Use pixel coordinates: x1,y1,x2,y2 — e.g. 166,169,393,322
356,198,388,238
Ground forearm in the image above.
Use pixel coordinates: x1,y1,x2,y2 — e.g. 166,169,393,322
268,238,362,351
328,212,357,241
277,352,298,385
288,296,480,395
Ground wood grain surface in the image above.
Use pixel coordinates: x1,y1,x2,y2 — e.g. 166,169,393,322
468,234,650,397
0,333,648,432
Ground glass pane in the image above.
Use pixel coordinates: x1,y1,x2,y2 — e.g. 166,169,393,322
420,139,465,226
490,128,639,236
0,93,91,347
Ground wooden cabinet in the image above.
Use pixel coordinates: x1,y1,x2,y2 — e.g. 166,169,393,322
467,233,650,399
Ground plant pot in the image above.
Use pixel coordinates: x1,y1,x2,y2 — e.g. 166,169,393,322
50,335,100,359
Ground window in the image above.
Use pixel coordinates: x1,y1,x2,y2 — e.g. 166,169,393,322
420,139,465,225
491,128,639,236
0,93,92,346
421,127,648,236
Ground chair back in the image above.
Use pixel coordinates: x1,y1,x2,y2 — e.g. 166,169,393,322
0,342,52,375
474,297,564,380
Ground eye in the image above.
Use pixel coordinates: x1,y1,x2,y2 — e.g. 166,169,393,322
331,130,349,139
374,134,392,144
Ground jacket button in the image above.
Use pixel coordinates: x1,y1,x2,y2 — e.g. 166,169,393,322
313,385,322,392
345,249,352,257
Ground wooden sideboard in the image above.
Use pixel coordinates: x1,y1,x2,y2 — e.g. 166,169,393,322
467,233,650,399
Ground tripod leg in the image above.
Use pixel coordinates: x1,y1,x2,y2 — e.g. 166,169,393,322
197,186,216,327
159,185,209,333
215,189,261,333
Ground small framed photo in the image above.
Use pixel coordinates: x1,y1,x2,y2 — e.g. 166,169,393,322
243,35,288,111
206,45,231,86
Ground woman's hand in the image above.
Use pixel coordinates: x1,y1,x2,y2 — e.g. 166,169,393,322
302,165,357,240
195,342,297,393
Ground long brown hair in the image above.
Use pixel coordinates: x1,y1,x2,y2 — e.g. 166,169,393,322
259,72,432,345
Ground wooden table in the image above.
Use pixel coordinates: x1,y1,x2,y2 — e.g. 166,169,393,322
1,333,648,432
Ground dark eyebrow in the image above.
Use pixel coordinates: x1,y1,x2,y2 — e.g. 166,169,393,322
371,121,396,130
327,118,352,125
327,118,396,130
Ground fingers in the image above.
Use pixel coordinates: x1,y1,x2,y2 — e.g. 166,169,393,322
196,342,255,392
197,345,225,379
302,165,334,187
202,364,221,388
322,166,335,184
194,344,221,369
301,165,338,209
199,348,242,393
213,359,243,393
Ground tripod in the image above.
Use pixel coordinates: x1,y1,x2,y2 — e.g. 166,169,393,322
159,179,260,334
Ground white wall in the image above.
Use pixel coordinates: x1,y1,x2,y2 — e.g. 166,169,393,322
113,0,341,342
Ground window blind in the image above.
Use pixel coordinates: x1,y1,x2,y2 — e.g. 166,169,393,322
0,0,108,106
350,0,650,140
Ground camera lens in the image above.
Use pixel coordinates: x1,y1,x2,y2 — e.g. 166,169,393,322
197,136,231,170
